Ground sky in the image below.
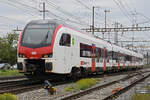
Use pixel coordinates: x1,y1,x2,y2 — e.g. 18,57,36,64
0,0,150,53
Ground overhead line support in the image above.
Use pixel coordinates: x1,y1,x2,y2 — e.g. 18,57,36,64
82,27,150,32
39,2,48,20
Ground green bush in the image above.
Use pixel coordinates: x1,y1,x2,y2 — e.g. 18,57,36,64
77,78,96,90
146,86,150,90
132,93,150,100
0,93,18,100
65,78,98,92
0,69,23,77
1,68,7,72
65,86,73,91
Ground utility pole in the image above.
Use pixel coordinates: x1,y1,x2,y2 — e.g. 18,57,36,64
92,6,95,35
114,22,119,44
131,12,137,50
43,2,46,20
92,6,101,35
13,26,22,41
132,37,134,50
39,2,48,20
104,10,110,29
147,52,149,65
13,26,22,32
104,10,110,39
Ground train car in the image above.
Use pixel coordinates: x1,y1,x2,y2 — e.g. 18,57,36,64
17,19,143,76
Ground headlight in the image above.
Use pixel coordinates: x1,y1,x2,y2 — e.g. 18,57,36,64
18,53,26,58
42,54,52,58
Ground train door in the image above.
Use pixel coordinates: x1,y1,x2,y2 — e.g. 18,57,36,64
65,35,77,72
59,33,72,73
91,44,96,72
118,52,120,70
123,53,125,68
103,48,107,71
130,56,132,67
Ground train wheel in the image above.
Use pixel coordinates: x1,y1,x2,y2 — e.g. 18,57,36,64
71,67,81,81
80,67,87,78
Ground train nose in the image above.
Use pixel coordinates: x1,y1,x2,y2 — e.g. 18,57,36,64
27,51,42,59
28,51,39,59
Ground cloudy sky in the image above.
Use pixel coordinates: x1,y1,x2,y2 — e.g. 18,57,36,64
0,0,150,52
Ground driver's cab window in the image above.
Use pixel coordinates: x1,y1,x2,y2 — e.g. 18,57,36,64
59,33,71,47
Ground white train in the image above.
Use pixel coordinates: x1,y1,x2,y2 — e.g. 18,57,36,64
17,19,143,76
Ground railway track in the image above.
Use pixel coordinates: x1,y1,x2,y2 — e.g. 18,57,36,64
0,74,71,94
0,68,149,95
60,70,150,100
0,76,26,81
102,73,150,100
0,78,44,94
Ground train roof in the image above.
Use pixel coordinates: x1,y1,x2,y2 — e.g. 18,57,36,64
27,19,67,26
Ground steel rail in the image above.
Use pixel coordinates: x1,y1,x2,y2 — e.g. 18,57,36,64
60,72,140,100
102,73,150,100
0,76,26,81
0,79,73,94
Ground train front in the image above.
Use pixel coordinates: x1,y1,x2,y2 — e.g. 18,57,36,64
17,20,57,74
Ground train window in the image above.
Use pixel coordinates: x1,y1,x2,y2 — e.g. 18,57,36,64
125,55,132,61
96,48,101,62
105,49,108,58
120,53,124,62
21,23,57,48
112,51,118,61
107,51,112,61
80,43,92,58
59,33,71,47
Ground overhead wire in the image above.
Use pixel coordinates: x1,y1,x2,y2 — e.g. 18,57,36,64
45,0,90,26
73,0,104,26
7,0,39,14
0,0,41,32
74,0,116,28
2,0,36,16
112,0,134,44
113,0,133,23
4,0,89,27
118,0,150,25
74,0,102,16
122,0,136,14
0,16,25,24
137,13,150,24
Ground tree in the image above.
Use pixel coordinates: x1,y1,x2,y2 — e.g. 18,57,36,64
0,33,18,65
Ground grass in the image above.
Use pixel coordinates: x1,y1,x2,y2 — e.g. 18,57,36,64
132,85,150,100
143,64,150,68
0,93,18,100
132,93,150,100
0,68,23,77
65,78,100,92
147,86,150,90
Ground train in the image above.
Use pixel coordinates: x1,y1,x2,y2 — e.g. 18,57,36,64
17,19,143,76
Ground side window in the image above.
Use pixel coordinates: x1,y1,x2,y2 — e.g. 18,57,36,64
95,48,102,62
80,43,92,58
112,51,118,61
59,33,71,46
